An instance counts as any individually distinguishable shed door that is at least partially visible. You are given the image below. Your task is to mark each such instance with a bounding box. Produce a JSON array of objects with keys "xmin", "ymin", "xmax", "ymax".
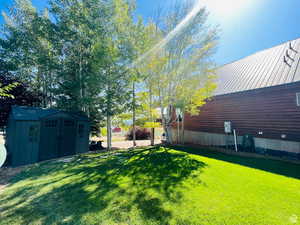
[
  {"xmin": 58, "ymin": 119, "xmax": 76, "ymax": 157},
  {"xmin": 39, "ymin": 119, "xmax": 59, "ymax": 161}
]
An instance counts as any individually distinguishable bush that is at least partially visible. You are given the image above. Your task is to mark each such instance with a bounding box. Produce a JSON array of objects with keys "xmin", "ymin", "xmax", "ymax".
[
  {"xmin": 126, "ymin": 127, "xmax": 151, "ymax": 140},
  {"xmin": 101, "ymin": 127, "xmax": 107, "ymax": 137}
]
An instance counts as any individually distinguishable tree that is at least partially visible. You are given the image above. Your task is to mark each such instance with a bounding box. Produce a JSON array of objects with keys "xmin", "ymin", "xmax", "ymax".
[
  {"xmin": 1, "ymin": 0, "xmax": 57, "ymax": 106},
  {"xmin": 137, "ymin": 1, "xmax": 219, "ymax": 144},
  {"xmin": 0, "ymin": 70, "xmax": 42, "ymax": 128},
  {"xmin": 91, "ymin": 0, "xmax": 136, "ymax": 150},
  {"xmin": 135, "ymin": 91, "xmax": 161, "ymax": 145},
  {"xmin": 0, "ymin": 0, "xmax": 218, "ymax": 148},
  {"xmin": 48, "ymin": 0, "xmax": 111, "ymax": 134},
  {"xmin": 0, "ymin": 0, "xmax": 130, "ymax": 138},
  {"xmin": 129, "ymin": 21, "xmax": 165, "ymax": 146}
]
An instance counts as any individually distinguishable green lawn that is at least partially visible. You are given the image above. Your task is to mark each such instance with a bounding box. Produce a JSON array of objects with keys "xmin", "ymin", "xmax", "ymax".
[{"xmin": 0, "ymin": 146, "xmax": 300, "ymax": 225}]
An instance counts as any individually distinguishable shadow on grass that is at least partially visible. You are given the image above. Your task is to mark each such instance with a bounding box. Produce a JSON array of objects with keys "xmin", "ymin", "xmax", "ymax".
[
  {"xmin": 0, "ymin": 147, "xmax": 206, "ymax": 225},
  {"xmin": 171, "ymin": 145, "xmax": 300, "ymax": 180}
]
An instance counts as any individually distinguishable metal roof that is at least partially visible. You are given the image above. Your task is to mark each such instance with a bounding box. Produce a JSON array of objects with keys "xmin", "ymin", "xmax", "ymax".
[
  {"xmin": 11, "ymin": 106, "xmax": 89, "ymax": 121},
  {"xmin": 215, "ymin": 38, "xmax": 300, "ymax": 96}
]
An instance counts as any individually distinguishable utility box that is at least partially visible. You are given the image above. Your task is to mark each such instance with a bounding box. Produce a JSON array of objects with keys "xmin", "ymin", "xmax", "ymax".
[
  {"xmin": 242, "ymin": 134, "xmax": 255, "ymax": 152},
  {"xmin": 224, "ymin": 121, "xmax": 232, "ymax": 134}
]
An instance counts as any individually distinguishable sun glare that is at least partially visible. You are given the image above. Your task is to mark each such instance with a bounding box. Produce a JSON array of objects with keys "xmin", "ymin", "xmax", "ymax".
[{"xmin": 200, "ymin": 0, "xmax": 255, "ymax": 19}]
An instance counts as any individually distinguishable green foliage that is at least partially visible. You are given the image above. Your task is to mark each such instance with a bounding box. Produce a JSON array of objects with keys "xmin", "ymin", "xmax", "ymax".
[
  {"xmin": 188, "ymin": 74, "xmax": 217, "ymax": 115},
  {"xmin": 0, "ymin": 82, "xmax": 18, "ymax": 98},
  {"xmin": 112, "ymin": 113, "xmax": 132, "ymax": 130},
  {"xmin": 134, "ymin": 91, "xmax": 160, "ymax": 127},
  {"xmin": 0, "ymin": 0, "xmax": 137, "ymax": 136},
  {"xmin": 100, "ymin": 127, "xmax": 108, "ymax": 137},
  {"xmin": 135, "ymin": 2, "xmax": 219, "ymax": 131},
  {"xmin": 1, "ymin": 0, "xmax": 218, "ymax": 139},
  {"xmin": 144, "ymin": 122, "xmax": 161, "ymax": 128}
]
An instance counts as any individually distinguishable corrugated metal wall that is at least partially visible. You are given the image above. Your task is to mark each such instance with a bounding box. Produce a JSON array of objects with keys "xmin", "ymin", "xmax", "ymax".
[
  {"xmin": 183, "ymin": 82, "xmax": 300, "ymax": 142},
  {"xmin": 215, "ymin": 38, "xmax": 300, "ymax": 96}
]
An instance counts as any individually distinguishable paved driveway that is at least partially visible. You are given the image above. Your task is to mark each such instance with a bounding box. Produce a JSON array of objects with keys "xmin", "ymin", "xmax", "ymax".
[{"xmin": 103, "ymin": 140, "xmax": 161, "ymax": 149}]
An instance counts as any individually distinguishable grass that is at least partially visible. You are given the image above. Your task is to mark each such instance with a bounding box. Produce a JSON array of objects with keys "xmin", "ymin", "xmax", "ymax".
[{"xmin": 0, "ymin": 146, "xmax": 300, "ymax": 225}]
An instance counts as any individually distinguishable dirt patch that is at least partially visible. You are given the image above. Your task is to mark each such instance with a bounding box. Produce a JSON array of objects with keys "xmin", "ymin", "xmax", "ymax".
[{"xmin": 0, "ymin": 167, "xmax": 25, "ymax": 192}]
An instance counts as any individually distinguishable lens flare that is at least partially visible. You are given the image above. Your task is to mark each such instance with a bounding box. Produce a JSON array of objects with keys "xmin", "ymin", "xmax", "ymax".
[
  {"xmin": 200, "ymin": 0, "xmax": 255, "ymax": 19},
  {"xmin": 130, "ymin": 0, "xmax": 202, "ymax": 68}
]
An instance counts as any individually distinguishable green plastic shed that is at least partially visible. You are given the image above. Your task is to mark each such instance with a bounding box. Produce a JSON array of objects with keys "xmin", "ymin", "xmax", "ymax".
[{"xmin": 5, "ymin": 106, "xmax": 90, "ymax": 167}]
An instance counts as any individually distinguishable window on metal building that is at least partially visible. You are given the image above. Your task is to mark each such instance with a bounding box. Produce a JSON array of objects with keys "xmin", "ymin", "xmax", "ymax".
[
  {"xmin": 64, "ymin": 120, "xmax": 75, "ymax": 127},
  {"xmin": 45, "ymin": 120, "xmax": 57, "ymax": 128}
]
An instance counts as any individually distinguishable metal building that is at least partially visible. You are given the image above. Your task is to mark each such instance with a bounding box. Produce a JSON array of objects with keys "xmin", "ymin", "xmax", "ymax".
[
  {"xmin": 171, "ymin": 38, "xmax": 300, "ymax": 159},
  {"xmin": 5, "ymin": 106, "xmax": 90, "ymax": 166}
]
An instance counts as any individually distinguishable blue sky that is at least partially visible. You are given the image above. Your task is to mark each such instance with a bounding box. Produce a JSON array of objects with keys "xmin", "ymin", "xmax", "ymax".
[{"xmin": 1, "ymin": 0, "xmax": 300, "ymax": 66}]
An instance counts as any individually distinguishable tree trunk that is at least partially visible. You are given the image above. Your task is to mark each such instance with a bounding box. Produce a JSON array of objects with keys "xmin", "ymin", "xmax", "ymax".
[
  {"xmin": 132, "ymin": 82, "xmax": 137, "ymax": 148},
  {"xmin": 106, "ymin": 73, "xmax": 112, "ymax": 151},
  {"xmin": 160, "ymin": 107, "xmax": 172, "ymax": 144},
  {"xmin": 107, "ymin": 114, "xmax": 112, "ymax": 150},
  {"xmin": 149, "ymin": 86, "xmax": 155, "ymax": 146},
  {"xmin": 177, "ymin": 115, "xmax": 180, "ymax": 144},
  {"xmin": 151, "ymin": 128, "xmax": 155, "ymax": 146},
  {"xmin": 79, "ymin": 48, "xmax": 83, "ymax": 112},
  {"xmin": 165, "ymin": 125, "xmax": 172, "ymax": 144},
  {"xmin": 164, "ymin": 119, "xmax": 172, "ymax": 144},
  {"xmin": 181, "ymin": 111, "xmax": 185, "ymax": 145}
]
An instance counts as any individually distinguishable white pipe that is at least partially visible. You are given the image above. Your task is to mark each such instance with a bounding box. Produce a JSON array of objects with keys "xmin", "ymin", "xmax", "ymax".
[
  {"xmin": 177, "ymin": 116, "xmax": 180, "ymax": 144},
  {"xmin": 233, "ymin": 129, "xmax": 238, "ymax": 152}
]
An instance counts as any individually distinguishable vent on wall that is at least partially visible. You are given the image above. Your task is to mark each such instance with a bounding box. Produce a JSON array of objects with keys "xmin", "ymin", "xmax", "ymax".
[{"xmin": 296, "ymin": 93, "xmax": 300, "ymax": 106}]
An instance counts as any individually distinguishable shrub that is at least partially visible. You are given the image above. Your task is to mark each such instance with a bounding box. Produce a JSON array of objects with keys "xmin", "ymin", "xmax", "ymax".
[
  {"xmin": 101, "ymin": 127, "xmax": 107, "ymax": 137},
  {"xmin": 126, "ymin": 127, "xmax": 151, "ymax": 140}
]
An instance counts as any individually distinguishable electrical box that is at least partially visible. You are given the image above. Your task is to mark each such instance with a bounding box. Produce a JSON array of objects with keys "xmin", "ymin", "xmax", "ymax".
[{"xmin": 224, "ymin": 121, "xmax": 232, "ymax": 134}]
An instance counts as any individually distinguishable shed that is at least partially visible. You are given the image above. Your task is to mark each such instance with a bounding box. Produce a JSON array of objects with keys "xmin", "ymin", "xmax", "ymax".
[
  {"xmin": 171, "ymin": 38, "xmax": 300, "ymax": 159},
  {"xmin": 6, "ymin": 106, "xmax": 90, "ymax": 166}
]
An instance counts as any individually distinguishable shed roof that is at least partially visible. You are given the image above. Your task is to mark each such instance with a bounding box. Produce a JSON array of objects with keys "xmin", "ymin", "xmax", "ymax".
[
  {"xmin": 11, "ymin": 106, "xmax": 89, "ymax": 121},
  {"xmin": 215, "ymin": 38, "xmax": 300, "ymax": 96}
]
